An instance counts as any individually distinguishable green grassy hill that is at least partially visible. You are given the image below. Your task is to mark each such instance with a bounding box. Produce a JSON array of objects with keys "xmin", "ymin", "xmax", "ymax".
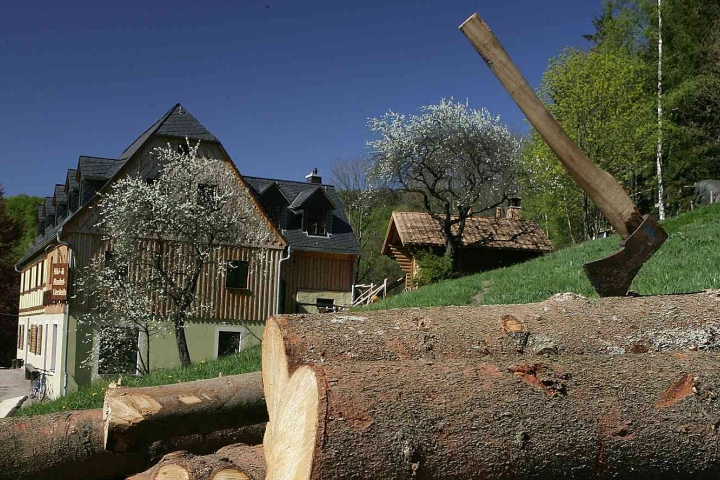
[{"xmin": 365, "ymin": 203, "xmax": 720, "ymax": 311}]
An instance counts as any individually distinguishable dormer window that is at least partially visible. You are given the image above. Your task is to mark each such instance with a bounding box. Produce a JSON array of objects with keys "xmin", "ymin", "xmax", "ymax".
[{"xmin": 305, "ymin": 209, "xmax": 327, "ymax": 236}]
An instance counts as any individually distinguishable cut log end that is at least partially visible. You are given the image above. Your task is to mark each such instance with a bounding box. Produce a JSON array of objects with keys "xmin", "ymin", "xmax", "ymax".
[
  {"xmin": 262, "ymin": 317, "xmax": 290, "ymax": 424},
  {"xmin": 211, "ymin": 470, "xmax": 250, "ymax": 480},
  {"xmin": 154, "ymin": 464, "xmax": 190, "ymax": 480},
  {"xmin": 265, "ymin": 366, "xmax": 318, "ymax": 480}
]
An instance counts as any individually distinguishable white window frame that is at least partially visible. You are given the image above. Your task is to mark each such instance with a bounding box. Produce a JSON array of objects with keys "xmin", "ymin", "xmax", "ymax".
[{"xmin": 213, "ymin": 326, "xmax": 245, "ymax": 359}]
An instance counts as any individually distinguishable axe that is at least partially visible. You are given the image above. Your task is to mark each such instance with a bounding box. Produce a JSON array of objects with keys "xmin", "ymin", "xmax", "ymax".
[{"xmin": 460, "ymin": 13, "xmax": 667, "ymax": 297}]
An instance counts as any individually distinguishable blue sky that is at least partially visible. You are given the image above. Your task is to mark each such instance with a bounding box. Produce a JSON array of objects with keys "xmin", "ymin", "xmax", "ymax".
[{"xmin": 0, "ymin": 0, "xmax": 601, "ymax": 197}]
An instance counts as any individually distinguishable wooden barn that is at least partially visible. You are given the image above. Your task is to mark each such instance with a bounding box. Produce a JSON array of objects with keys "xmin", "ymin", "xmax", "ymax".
[{"xmin": 382, "ymin": 206, "xmax": 553, "ymax": 288}]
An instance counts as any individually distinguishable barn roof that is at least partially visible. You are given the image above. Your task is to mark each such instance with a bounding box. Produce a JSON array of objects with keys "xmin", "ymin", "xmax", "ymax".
[{"xmin": 382, "ymin": 211, "xmax": 554, "ymax": 254}]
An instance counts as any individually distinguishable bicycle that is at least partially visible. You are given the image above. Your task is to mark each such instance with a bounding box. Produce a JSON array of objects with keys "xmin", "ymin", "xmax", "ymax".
[{"xmin": 29, "ymin": 368, "xmax": 48, "ymax": 401}]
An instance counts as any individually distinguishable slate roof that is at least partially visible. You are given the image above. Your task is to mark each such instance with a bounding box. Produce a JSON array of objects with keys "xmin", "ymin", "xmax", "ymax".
[
  {"xmin": 288, "ymin": 186, "xmax": 336, "ymax": 210},
  {"xmin": 78, "ymin": 156, "xmax": 123, "ymax": 180},
  {"xmin": 54, "ymin": 184, "xmax": 67, "ymax": 203},
  {"xmin": 383, "ymin": 211, "xmax": 554, "ymax": 254},
  {"xmin": 17, "ymin": 103, "xmax": 221, "ymax": 268},
  {"xmin": 119, "ymin": 104, "xmax": 218, "ymax": 161},
  {"xmin": 244, "ymin": 176, "xmax": 360, "ymax": 256},
  {"xmin": 66, "ymin": 169, "xmax": 78, "ymax": 189}
]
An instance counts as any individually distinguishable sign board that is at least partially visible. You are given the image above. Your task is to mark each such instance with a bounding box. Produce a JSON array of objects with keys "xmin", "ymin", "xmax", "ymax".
[{"xmin": 50, "ymin": 263, "xmax": 69, "ymax": 302}]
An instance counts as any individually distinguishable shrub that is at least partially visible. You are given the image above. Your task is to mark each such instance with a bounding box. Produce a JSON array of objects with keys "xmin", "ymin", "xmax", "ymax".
[{"xmin": 414, "ymin": 250, "xmax": 455, "ymax": 286}]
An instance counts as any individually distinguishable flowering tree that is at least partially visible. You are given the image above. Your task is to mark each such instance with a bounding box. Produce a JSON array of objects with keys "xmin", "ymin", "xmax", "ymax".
[
  {"xmin": 77, "ymin": 141, "xmax": 268, "ymax": 369},
  {"xmin": 367, "ymin": 99, "xmax": 521, "ymax": 264}
]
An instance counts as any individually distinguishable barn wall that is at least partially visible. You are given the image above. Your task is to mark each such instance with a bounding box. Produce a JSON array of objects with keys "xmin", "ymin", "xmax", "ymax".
[{"xmin": 280, "ymin": 251, "xmax": 355, "ymax": 313}]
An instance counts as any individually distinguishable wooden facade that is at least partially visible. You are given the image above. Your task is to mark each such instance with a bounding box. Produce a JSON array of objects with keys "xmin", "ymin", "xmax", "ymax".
[{"xmin": 280, "ymin": 251, "xmax": 356, "ymax": 313}]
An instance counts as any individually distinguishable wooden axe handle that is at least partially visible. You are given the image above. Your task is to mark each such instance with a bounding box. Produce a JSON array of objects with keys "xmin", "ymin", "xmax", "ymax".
[{"xmin": 460, "ymin": 13, "xmax": 643, "ymax": 238}]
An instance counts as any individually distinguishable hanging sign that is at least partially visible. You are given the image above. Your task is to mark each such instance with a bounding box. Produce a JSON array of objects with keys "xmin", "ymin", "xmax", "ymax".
[{"xmin": 50, "ymin": 263, "xmax": 69, "ymax": 302}]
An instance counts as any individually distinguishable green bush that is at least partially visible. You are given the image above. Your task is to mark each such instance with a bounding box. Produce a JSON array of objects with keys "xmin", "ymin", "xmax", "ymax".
[{"xmin": 414, "ymin": 250, "xmax": 455, "ymax": 286}]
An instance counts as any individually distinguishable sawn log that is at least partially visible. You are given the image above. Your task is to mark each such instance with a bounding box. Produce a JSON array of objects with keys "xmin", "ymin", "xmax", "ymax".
[
  {"xmin": 104, "ymin": 370, "xmax": 267, "ymax": 452},
  {"xmin": 262, "ymin": 291, "xmax": 720, "ymax": 422},
  {"xmin": 0, "ymin": 408, "xmax": 265, "ymax": 480},
  {"xmin": 129, "ymin": 444, "xmax": 265, "ymax": 480},
  {"xmin": 266, "ymin": 355, "xmax": 720, "ymax": 479}
]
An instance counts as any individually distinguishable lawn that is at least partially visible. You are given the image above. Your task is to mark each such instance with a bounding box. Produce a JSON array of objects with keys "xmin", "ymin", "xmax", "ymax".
[
  {"xmin": 364, "ymin": 203, "xmax": 720, "ymax": 310},
  {"xmin": 16, "ymin": 345, "xmax": 261, "ymax": 417}
]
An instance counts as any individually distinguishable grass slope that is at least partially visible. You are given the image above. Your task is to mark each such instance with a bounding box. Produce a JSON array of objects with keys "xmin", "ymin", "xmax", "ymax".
[
  {"xmin": 16, "ymin": 346, "xmax": 261, "ymax": 417},
  {"xmin": 365, "ymin": 203, "xmax": 720, "ymax": 310}
]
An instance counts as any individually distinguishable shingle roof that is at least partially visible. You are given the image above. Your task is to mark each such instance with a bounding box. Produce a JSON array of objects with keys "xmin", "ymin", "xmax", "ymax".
[
  {"xmin": 66, "ymin": 169, "xmax": 78, "ymax": 190},
  {"xmin": 119, "ymin": 104, "xmax": 218, "ymax": 160},
  {"xmin": 78, "ymin": 156, "xmax": 122, "ymax": 180},
  {"xmin": 17, "ymin": 104, "xmax": 225, "ymax": 269},
  {"xmin": 384, "ymin": 211, "xmax": 554, "ymax": 253},
  {"xmin": 288, "ymin": 186, "xmax": 336, "ymax": 210},
  {"xmin": 244, "ymin": 176, "xmax": 360, "ymax": 255},
  {"xmin": 54, "ymin": 184, "xmax": 67, "ymax": 203}
]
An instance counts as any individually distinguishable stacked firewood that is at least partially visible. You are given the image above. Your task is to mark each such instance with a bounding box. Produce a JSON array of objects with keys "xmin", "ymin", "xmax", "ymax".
[{"xmin": 2, "ymin": 292, "xmax": 720, "ymax": 479}]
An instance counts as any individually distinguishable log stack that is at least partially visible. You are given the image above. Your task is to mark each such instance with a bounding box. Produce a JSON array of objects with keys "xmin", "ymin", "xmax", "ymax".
[
  {"xmin": 261, "ymin": 291, "xmax": 720, "ymax": 479},
  {"xmin": 3, "ymin": 292, "xmax": 720, "ymax": 479}
]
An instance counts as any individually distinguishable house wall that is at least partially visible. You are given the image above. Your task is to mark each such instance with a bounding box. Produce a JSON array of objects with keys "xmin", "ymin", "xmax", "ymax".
[
  {"xmin": 145, "ymin": 320, "xmax": 264, "ymax": 370},
  {"xmin": 16, "ymin": 313, "xmax": 67, "ymax": 399},
  {"xmin": 280, "ymin": 251, "xmax": 355, "ymax": 313}
]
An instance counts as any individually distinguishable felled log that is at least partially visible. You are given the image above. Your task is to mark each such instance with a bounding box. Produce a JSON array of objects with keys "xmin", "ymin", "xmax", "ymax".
[
  {"xmin": 104, "ymin": 371, "xmax": 267, "ymax": 452},
  {"xmin": 129, "ymin": 444, "xmax": 265, "ymax": 480},
  {"xmin": 262, "ymin": 291, "xmax": 720, "ymax": 421},
  {"xmin": 266, "ymin": 354, "xmax": 720, "ymax": 479},
  {"xmin": 0, "ymin": 408, "xmax": 265, "ymax": 480}
]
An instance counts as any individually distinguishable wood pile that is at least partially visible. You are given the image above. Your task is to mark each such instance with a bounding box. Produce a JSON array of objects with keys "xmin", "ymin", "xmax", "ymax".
[{"xmin": 2, "ymin": 292, "xmax": 720, "ymax": 479}]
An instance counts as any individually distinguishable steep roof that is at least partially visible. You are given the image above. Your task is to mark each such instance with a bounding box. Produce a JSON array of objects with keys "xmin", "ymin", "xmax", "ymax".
[
  {"xmin": 66, "ymin": 169, "xmax": 78, "ymax": 190},
  {"xmin": 288, "ymin": 186, "xmax": 336, "ymax": 211},
  {"xmin": 54, "ymin": 184, "xmax": 67, "ymax": 203},
  {"xmin": 382, "ymin": 211, "xmax": 554, "ymax": 254},
  {"xmin": 119, "ymin": 104, "xmax": 218, "ymax": 161},
  {"xmin": 244, "ymin": 176, "xmax": 360, "ymax": 256},
  {"xmin": 17, "ymin": 104, "xmax": 227, "ymax": 268},
  {"xmin": 78, "ymin": 156, "xmax": 122, "ymax": 180}
]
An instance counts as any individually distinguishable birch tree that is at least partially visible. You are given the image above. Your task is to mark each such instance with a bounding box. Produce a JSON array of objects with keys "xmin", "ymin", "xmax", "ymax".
[
  {"xmin": 78, "ymin": 141, "xmax": 268, "ymax": 369},
  {"xmin": 367, "ymin": 99, "xmax": 521, "ymax": 265}
]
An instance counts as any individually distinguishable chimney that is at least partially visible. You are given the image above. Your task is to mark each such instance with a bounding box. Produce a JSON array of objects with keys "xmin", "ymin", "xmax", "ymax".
[
  {"xmin": 495, "ymin": 206, "xmax": 502, "ymax": 219},
  {"xmin": 305, "ymin": 168, "xmax": 322, "ymax": 184},
  {"xmin": 506, "ymin": 197, "xmax": 522, "ymax": 220}
]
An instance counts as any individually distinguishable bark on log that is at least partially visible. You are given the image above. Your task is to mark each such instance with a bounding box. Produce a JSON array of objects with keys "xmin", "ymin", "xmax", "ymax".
[
  {"xmin": 104, "ymin": 371, "xmax": 267, "ymax": 452},
  {"xmin": 129, "ymin": 444, "xmax": 265, "ymax": 480},
  {"xmin": 0, "ymin": 408, "xmax": 265, "ymax": 480},
  {"xmin": 266, "ymin": 354, "xmax": 720, "ymax": 479},
  {"xmin": 262, "ymin": 291, "xmax": 720, "ymax": 422}
]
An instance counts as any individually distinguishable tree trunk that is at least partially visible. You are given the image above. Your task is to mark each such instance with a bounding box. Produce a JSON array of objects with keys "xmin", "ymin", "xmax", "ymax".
[
  {"xmin": 0, "ymin": 409, "xmax": 265, "ymax": 480},
  {"xmin": 128, "ymin": 444, "xmax": 265, "ymax": 480},
  {"xmin": 104, "ymin": 371, "xmax": 267, "ymax": 453},
  {"xmin": 267, "ymin": 355, "xmax": 720, "ymax": 479},
  {"xmin": 174, "ymin": 311, "xmax": 192, "ymax": 367},
  {"xmin": 262, "ymin": 291, "xmax": 720, "ymax": 422}
]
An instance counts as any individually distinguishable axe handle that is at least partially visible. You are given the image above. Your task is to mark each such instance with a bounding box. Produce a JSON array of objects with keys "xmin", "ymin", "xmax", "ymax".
[{"xmin": 460, "ymin": 13, "xmax": 643, "ymax": 238}]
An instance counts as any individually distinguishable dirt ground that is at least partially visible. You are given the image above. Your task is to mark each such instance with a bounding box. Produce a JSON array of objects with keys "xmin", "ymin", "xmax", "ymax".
[{"xmin": 0, "ymin": 368, "xmax": 28, "ymax": 402}]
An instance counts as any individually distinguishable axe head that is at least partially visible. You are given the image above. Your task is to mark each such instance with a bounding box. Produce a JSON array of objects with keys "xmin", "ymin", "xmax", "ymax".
[{"xmin": 583, "ymin": 215, "xmax": 668, "ymax": 297}]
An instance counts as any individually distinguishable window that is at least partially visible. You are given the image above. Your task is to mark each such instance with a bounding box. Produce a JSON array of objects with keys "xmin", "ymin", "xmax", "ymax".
[
  {"xmin": 316, "ymin": 298, "xmax": 335, "ymax": 313},
  {"xmin": 217, "ymin": 330, "xmax": 242, "ymax": 358},
  {"xmin": 305, "ymin": 209, "xmax": 327, "ymax": 236},
  {"xmin": 226, "ymin": 260, "xmax": 249, "ymax": 289},
  {"xmin": 197, "ymin": 184, "xmax": 217, "ymax": 208}
]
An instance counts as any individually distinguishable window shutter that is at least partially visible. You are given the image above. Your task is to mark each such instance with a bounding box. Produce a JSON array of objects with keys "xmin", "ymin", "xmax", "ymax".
[
  {"xmin": 30, "ymin": 325, "xmax": 37, "ymax": 354},
  {"xmin": 37, "ymin": 325, "xmax": 43, "ymax": 355}
]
